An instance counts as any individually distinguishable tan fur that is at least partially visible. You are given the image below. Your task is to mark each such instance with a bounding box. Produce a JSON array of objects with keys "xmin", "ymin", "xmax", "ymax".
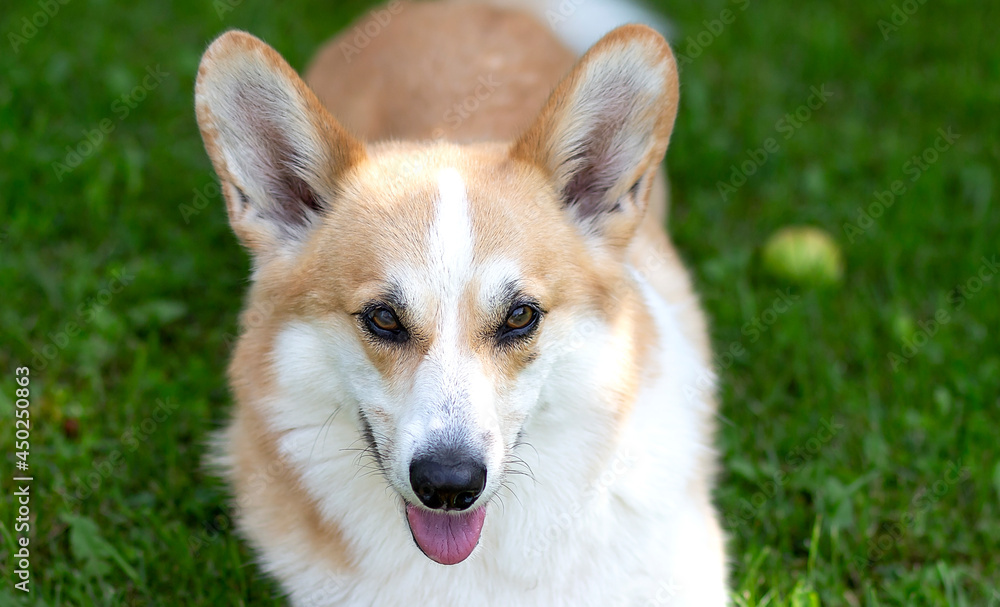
[
  {"xmin": 306, "ymin": 1, "xmax": 576, "ymax": 142},
  {"xmin": 224, "ymin": 404, "xmax": 354, "ymax": 571},
  {"xmin": 197, "ymin": 0, "xmax": 722, "ymax": 595},
  {"xmin": 196, "ymin": 31, "xmax": 366, "ymax": 258},
  {"xmin": 219, "ymin": 141, "xmax": 663, "ymax": 574},
  {"xmin": 263, "ymin": 140, "xmax": 650, "ymax": 409},
  {"xmin": 306, "ymin": 4, "xmax": 696, "ymax": 348}
]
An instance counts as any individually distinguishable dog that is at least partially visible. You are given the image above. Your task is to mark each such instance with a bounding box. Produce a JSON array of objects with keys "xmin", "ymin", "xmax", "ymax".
[{"xmin": 194, "ymin": 0, "xmax": 728, "ymax": 604}]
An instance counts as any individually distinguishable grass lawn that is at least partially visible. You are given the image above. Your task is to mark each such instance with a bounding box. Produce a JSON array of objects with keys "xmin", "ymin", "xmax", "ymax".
[{"xmin": 1, "ymin": 0, "xmax": 997, "ymax": 605}]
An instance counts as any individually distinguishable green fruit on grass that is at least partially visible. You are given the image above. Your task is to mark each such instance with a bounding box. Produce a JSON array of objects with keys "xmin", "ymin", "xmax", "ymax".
[{"xmin": 761, "ymin": 226, "xmax": 844, "ymax": 287}]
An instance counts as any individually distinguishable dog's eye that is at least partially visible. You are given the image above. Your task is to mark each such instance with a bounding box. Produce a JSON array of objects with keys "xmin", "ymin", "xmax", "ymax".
[
  {"xmin": 505, "ymin": 305, "xmax": 535, "ymax": 330},
  {"xmin": 370, "ymin": 307, "xmax": 400, "ymax": 331},
  {"xmin": 364, "ymin": 306, "xmax": 407, "ymax": 342},
  {"xmin": 497, "ymin": 304, "xmax": 540, "ymax": 343}
]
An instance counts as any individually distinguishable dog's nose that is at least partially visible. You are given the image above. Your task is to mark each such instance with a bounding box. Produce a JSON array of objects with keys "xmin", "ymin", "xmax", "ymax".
[{"xmin": 409, "ymin": 454, "xmax": 486, "ymax": 511}]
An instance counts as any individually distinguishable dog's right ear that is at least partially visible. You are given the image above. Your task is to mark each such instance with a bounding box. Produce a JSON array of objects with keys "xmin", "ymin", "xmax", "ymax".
[
  {"xmin": 195, "ymin": 31, "xmax": 365, "ymax": 261},
  {"xmin": 511, "ymin": 25, "xmax": 678, "ymax": 251}
]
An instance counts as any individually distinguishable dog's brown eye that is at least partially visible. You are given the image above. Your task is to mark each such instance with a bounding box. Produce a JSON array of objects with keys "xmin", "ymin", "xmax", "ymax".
[
  {"xmin": 505, "ymin": 305, "xmax": 535, "ymax": 330},
  {"xmin": 370, "ymin": 307, "xmax": 400, "ymax": 331}
]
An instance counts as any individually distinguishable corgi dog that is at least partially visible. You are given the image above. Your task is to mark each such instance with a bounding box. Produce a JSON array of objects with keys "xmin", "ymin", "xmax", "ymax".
[{"xmin": 194, "ymin": 0, "xmax": 728, "ymax": 604}]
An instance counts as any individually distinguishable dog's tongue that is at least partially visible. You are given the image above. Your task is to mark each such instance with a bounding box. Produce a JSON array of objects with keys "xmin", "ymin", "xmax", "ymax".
[{"xmin": 405, "ymin": 504, "xmax": 486, "ymax": 565}]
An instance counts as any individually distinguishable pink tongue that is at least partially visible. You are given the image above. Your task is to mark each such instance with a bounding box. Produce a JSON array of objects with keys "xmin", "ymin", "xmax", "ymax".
[{"xmin": 405, "ymin": 504, "xmax": 486, "ymax": 565}]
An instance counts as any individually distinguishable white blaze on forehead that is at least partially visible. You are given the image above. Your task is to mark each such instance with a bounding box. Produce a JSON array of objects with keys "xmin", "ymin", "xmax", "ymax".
[
  {"xmin": 426, "ymin": 167, "xmax": 475, "ymax": 353},
  {"xmin": 387, "ymin": 167, "xmax": 475, "ymax": 335},
  {"xmin": 394, "ymin": 168, "xmax": 496, "ymax": 467},
  {"xmin": 430, "ymin": 168, "xmax": 474, "ymax": 287}
]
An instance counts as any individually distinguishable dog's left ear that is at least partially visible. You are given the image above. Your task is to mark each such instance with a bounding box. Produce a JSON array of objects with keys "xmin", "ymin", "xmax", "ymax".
[
  {"xmin": 195, "ymin": 30, "xmax": 366, "ymax": 263},
  {"xmin": 512, "ymin": 25, "xmax": 679, "ymax": 249}
]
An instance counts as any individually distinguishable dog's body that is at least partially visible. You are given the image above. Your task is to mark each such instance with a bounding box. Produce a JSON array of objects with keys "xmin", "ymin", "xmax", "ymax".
[{"xmin": 195, "ymin": 1, "xmax": 728, "ymax": 604}]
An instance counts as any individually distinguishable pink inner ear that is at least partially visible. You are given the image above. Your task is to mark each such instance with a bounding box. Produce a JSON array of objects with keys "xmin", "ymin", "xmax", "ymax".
[
  {"xmin": 512, "ymin": 29, "xmax": 676, "ymax": 231},
  {"xmin": 196, "ymin": 29, "xmax": 368, "ymax": 257},
  {"xmin": 230, "ymin": 92, "xmax": 326, "ymax": 230},
  {"xmin": 556, "ymin": 92, "xmax": 644, "ymax": 220}
]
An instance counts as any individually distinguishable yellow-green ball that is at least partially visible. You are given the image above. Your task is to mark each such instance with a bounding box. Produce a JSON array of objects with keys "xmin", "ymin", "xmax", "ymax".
[{"xmin": 761, "ymin": 226, "xmax": 844, "ymax": 287}]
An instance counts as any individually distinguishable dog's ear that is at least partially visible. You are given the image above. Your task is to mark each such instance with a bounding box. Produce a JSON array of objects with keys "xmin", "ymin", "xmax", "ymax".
[
  {"xmin": 512, "ymin": 25, "xmax": 679, "ymax": 249},
  {"xmin": 195, "ymin": 31, "xmax": 365, "ymax": 260}
]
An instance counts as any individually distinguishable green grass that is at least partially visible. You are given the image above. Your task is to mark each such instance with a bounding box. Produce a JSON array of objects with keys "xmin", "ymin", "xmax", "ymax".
[{"xmin": 1, "ymin": 0, "xmax": 998, "ymax": 605}]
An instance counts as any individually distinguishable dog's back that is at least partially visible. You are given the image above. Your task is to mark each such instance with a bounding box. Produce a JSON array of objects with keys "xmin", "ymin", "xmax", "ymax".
[{"xmin": 307, "ymin": 2, "xmax": 575, "ymax": 143}]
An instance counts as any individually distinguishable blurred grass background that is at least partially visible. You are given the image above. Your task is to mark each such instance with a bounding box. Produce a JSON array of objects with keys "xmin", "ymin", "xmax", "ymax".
[{"xmin": 0, "ymin": 0, "xmax": 998, "ymax": 605}]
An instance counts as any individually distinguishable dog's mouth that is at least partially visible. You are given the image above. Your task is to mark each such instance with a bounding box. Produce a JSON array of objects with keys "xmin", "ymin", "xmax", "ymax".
[
  {"xmin": 405, "ymin": 502, "xmax": 487, "ymax": 565},
  {"xmin": 357, "ymin": 412, "xmax": 491, "ymax": 564}
]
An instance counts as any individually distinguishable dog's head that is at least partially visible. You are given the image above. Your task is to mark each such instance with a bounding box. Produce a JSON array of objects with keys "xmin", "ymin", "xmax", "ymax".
[{"xmin": 195, "ymin": 26, "xmax": 678, "ymax": 565}]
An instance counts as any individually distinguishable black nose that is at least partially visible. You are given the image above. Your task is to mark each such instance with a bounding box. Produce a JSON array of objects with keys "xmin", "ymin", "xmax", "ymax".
[{"xmin": 409, "ymin": 454, "xmax": 487, "ymax": 511}]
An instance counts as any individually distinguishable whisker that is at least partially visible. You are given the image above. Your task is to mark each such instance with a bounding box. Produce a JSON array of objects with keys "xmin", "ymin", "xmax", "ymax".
[
  {"xmin": 512, "ymin": 438, "xmax": 540, "ymax": 464},
  {"xmin": 308, "ymin": 407, "xmax": 342, "ymax": 464}
]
